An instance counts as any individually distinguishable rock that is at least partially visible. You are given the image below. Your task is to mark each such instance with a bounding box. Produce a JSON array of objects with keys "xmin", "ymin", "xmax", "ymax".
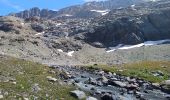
[
  {"xmin": 31, "ymin": 23, "xmax": 45, "ymax": 32},
  {"xmin": 0, "ymin": 95, "xmax": 3, "ymax": 99},
  {"xmin": 152, "ymin": 83, "xmax": 160, "ymax": 89},
  {"xmin": 107, "ymin": 72, "xmax": 113, "ymax": 77},
  {"xmin": 32, "ymin": 83, "xmax": 41, "ymax": 93},
  {"xmin": 95, "ymin": 90, "xmax": 102, "ymax": 95},
  {"xmin": 86, "ymin": 96, "xmax": 98, "ymax": 100},
  {"xmin": 86, "ymin": 77, "xmax": 97, "ymax": 85},
  {"xmin": 108, "ymin": 80, "xmax": 127, "ymax": 88},
  {"xmin": 24, "ymin": 98, "xmax": 29, "ymax": 100},
  {"xmin": 60, "ymin": 70, "xmax": 72, "ymax": 79},
  {"xmin": 161, "ymin": 80, "xmax": 170, "ymax": 93},
  {"xmin": 161, "ymin": 80, "xmax": 170, "ymax": 86},
  {"xmin": 92, "ymin": 42, "xmax": 104, "ymax": 48},
  {"xmin": 98, "ymin": 70, "xmax": 105, "ymax": 76},
  {"xmin": 74, "ymin": 79, "xmax": 80, "ymax": 83},
  {"xmin": 70, "ymin": 90, "xmax": 86, "ymax": 99},
  {"xmin": 126, "ymin": 84, "xmax": 138, "ymax": 90},
  {"xmin": 46, "ymin": 76, "xmax": 57, "ymax": 82},
  {"xmin": 81, "ymin": 75, "xmax": 87, "ymax": 78},
  {"xmin": 165, "ymin": 95, "xmax": 170, "ymax": 99},
  {"xmin": 97, "ymin": 76, "xmax": 108, "ymax": 84},
  {"xmin": 152, "ymin": 70, "xmax": 164, "ymax": 77},
  {"xmin": 101, "ymin": 93, "xmax": 113, "ymax": 100}
]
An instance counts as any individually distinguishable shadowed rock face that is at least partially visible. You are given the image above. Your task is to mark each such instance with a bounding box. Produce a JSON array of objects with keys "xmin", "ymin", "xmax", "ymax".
[
  {"xmin": 6, "ymin": 0, "xmax": 170, "ymax": 48},
  {"xmin": 84, "ymin": 0, "xmax": 170, "ymax": 47}
]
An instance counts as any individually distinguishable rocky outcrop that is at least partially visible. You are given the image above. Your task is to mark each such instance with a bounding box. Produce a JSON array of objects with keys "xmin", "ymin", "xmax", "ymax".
[
  {"xmin": 84, "ymin": 0, "xmax": 170, "ymax": 47},
  {"xmin": 10, "ymin": 0, "xmax": 157, "ymax": 19},
  {"xmin": 11, "ymin": 7, "xmax": 57, "ymax": 19}
]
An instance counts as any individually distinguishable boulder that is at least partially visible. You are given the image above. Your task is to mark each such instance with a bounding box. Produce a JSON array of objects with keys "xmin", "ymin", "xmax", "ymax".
[
  {"xmin": 125, "ymin": 84, "xmax": 138, "ymax": 90},
  {"xmin": 70, "ymin": 90, "xmax": 86, "ymax": 99},
  {"xmin": 101, "ymin": 93, "xmax": 114, "ymax": 100},
  {"xmin": 85, "ymin": 77, "xmax": 97, "ymax": 85},
  {"xmin": 46, "ymin": 76, "xmax": 57, "ymax": 82},
  {"xmin": 32, "ymin": 83, "xmax": 41, "ymax": 93},
  {"xmin": 0, "ymin": 95, "xmax": 3, "ymax": 99},
  {"xmin": 108, "ymin": 80, "xmax": 127, "ymax": 88},
  {"xmin": 31, "ymin": 23, "xmax": 45, "ymax": 32},
  {"xmin": 161, "ymin": 80, "xmax": 170, "ymax": 93},
  {"xmin": 86, "ymin": 96, "xmax": 97, "ymax": 100}
]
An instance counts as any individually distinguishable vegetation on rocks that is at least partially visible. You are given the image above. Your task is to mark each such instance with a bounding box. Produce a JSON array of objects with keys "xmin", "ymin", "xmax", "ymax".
[
  {"xmin": 87, "ymin": 61, "xmax": 170, "ymax": 83},
  {"xmin": 0, "ymin": 55, "xmax": 76, "ymax": 100}
]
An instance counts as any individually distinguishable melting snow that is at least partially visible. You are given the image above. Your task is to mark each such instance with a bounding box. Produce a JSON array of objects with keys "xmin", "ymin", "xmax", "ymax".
[
  {"xmin": 35, "ymin": 31, "xmax": 45, "ymax": 36},
  {"xmin": 106, "ymin": 39, "xmax": 170, "ymax": 52},
  {"xmin": 57, "ymin": 49, "xmax": 63, "ymax": 52},
  {"xmin": 67, "ymin": 51, "xmax": 74, "ymax": 57},
  {"xmin": 90, "ymin": 9, "xmax": 110, "ymax": 15}
]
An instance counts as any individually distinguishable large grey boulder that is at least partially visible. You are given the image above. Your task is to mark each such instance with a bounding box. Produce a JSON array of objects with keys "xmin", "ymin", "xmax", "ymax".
[
  {"xmin": 108, "ymin": 80, "xmax": 127, "ymax": 87},
  {"xmin": 86, "ymin": 96, "xmax": 98, "ymax": 100},
  {"xmin": 161, "ymin": 80, "xmax": 170, "ymax": 93},
  {"xmin": 70, "ymin": 90, "xmax": 86, "ymax": 99}
]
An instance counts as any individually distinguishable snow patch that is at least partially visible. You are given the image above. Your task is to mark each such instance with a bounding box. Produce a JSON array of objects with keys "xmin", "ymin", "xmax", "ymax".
[
  {"xmin": 57, "ymin": 49, "xmax": 63, "ymax": 52},
  {"xmin": 35, "ymin": 31, "xmax": 45, "ymax": 36},
  {"xmin": 106, "ymin": 39, "xmax": 170, "ymax": 52},
  {"xmin": 21, "ymin": 22, "xmax": 24, "ymax": 25},
  {"xmin": 90, "ymin": 9, "xmax": 110, "ymax": 15},
  {"xmin": 67, "ymin": 51, "xmax": 74, "ymax": 57},
  {"xmin": 56, "ymin": 23, "xmax": 62, "ymax": 26},
  {"xmin": 60, "ymin": 14, "xmax": 73, "ymax": 17}
]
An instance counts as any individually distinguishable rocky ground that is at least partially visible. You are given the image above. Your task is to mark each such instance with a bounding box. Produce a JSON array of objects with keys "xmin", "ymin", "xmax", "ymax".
[
  {"xmin": 0, "ymin": 0, "xmax": 170, "ymax": 99},
  {"xmin": 1, "ymin": 55, "xmax": 169, "ymax": 100},
  {"xmin": 0, "ymin": 55, "xmax": 76, "ymax": 100}
]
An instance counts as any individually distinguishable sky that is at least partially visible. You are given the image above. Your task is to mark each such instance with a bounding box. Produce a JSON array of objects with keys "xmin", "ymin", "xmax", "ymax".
[{"xmin": 0, "ymin": 0, "xmax": 106, "ymax": 16}]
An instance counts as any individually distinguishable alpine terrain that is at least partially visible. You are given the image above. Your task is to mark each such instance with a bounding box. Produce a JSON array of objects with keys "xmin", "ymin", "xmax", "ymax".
[{"xmin": 0, "ymin": 0, "xmax": 170, "ymax": 100}]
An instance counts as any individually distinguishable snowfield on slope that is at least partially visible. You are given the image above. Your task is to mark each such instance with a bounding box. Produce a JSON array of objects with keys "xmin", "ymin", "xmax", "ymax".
[
  {"xmin": 106, "ymin": 39, "xmax": 170, "ymax": 53},
  {"xmin": 90, "ymin": 9, "xmax": 110, "ymax": 15}
]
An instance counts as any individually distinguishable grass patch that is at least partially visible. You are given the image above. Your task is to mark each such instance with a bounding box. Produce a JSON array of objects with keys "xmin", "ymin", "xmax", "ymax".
[
  {"xmin": 0, "ymin": 56, "xmax": 76, "ymax": 100},
  {"xmin": 86, "ymin": 61, "xmax": 170, "ymax": 83}
]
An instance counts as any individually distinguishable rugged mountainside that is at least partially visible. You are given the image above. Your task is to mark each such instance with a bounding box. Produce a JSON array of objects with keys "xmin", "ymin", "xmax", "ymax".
[
  {"xmin": 10, "ymin": 0, "xmax": 158, "ymax": 19},
  {"xmin": 84, "ymin": 0, "xmax": 170, "ymax": 47},
  {"xmin": 0, "ymin": 0, "xmax": 170, "ymax": 65}
]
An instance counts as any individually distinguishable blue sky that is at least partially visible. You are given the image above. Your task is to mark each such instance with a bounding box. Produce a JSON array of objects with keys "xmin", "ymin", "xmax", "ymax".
[{"xmin": 0, "ymin": 0, "xmax": 105, "ymax": 15}]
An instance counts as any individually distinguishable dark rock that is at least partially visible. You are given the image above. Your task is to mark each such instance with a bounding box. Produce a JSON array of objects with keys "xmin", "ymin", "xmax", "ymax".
[
  {"xmin": 126, "ymin": 84, "xmax": 138, "ymax": 90},
  {"xmin": 101, "ymin": 93, "xmax": 114, "ymax": 100},
  {"xmin": 31, "ymin": 23, "xmax": 45, "ymax": 32},
  {"xmin": 84, "ymin": 0, "xmax": 170, "ymax": 47}
]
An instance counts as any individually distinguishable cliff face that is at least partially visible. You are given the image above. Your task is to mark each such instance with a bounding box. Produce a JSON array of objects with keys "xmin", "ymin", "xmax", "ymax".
[
  {"xmin": 10, "ymin": 0, "xmax": 157, "ymax": 19},
  {"xmin": 84, "ymin": 0, "xmax": 170, "ymax": 47}
]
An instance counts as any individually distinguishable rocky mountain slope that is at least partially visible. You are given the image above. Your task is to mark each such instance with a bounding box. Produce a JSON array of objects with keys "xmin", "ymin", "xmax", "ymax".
[
  {"xmin": 84, "ymin": 0, "xmax": 170, "ymax": 47},
  {"xmin": 10, "ymin": 0, "xmax": 158, "ymax": 19},
  {"xmin": 0, "ymin": 0, "xmax": 169, "ymax": 65}
]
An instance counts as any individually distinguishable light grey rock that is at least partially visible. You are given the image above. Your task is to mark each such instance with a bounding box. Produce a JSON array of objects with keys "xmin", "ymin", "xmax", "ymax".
[
  {"xmin": 70, "ymin": 90, "xmax": 86, "ymax": 99},
  {"xmin": 46, "ymin": 76, "xmax": 58, "ymax": 82},
  {"xmin": 0, "ymin": 95, "xmax": 3, "ymax": 99},
  {"xmin": 109, "ymin": 81, "xmax": 127, "ymax": 87},
  {"xmin": 32, "ymin": 83, "xmax": 41, "ymax": 93},
  {"xmin": 86, "ymin": 96, "xmax": 98, "ymax": 100}
]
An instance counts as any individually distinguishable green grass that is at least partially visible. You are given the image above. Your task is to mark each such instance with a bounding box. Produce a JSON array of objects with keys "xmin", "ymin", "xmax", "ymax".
[
  {"xmin": 0, "ymin": 56, "xmax": 76, "ymax": 100},
  {"xmin": 86, "ymin": 61, "xmax": 170, "ymax": 83}
]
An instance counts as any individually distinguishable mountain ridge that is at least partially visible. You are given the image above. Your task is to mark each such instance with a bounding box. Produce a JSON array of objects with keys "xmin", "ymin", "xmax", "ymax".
[{"xmin": 9, "ymin": 0, "xmax": 160, "ymax": 19}]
